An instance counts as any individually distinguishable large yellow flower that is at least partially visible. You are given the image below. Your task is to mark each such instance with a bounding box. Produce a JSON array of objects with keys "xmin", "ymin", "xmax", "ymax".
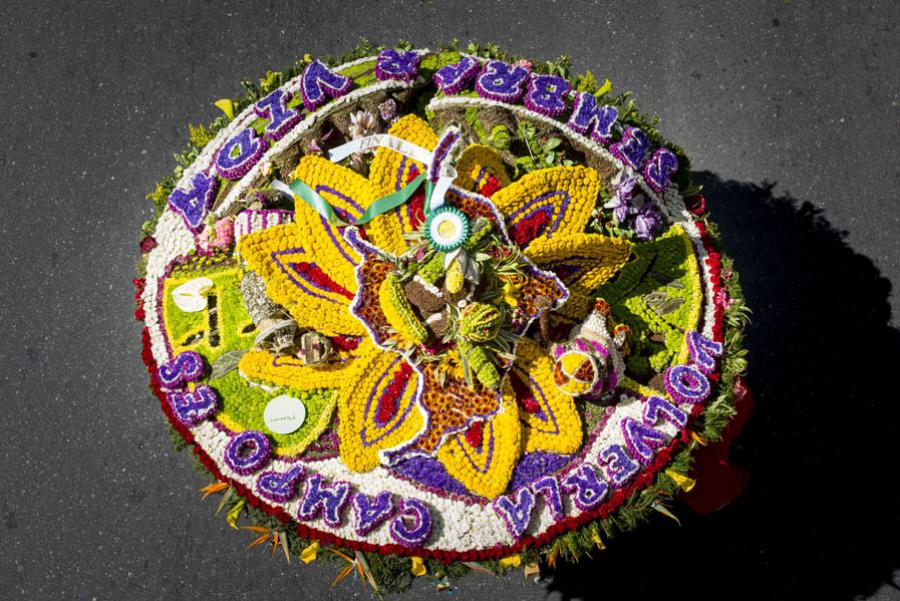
[{"xmin": 236, "ymin": 115, "xmax": 632, "ymax": 498}]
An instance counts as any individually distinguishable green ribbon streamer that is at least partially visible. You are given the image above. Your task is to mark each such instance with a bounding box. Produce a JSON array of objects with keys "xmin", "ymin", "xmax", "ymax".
[{"xmin": 287, "ymin": 174, "xmax": 435, "ymax": 227}]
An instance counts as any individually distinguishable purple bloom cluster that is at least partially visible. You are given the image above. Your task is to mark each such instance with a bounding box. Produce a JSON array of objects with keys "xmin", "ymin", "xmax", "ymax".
[
  {"xmin": 374, "ymin": 49, "xmax": 420, "ymax": 82},
  {"xmin": 378, "ymin": 98, "xmax": 398, "ymax": 123},
  {"xmin": 224, "ymin": 430, "xmax": 272, "ymax": 476},
  {"xmin": 603, "ymin": 172, "xmax": 663, "ymax": 241}
]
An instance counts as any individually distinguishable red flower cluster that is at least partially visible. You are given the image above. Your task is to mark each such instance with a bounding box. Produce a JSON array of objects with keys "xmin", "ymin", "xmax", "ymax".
[
  {"xmin": 479, "ymin": 174, "xmax": 503, "ymax": 198},
  {"xmin": 132, "ymin": 278, "xmax": 146, "ymax": 321},
  {"xmin": 694, "ymin": 220, "xmax": 725, "ymax": 351},
  {"xmin": 404, "ymin": 168, "xmax": 427, "ymax": 230},
  {"xmin": 329, "ymin": 335, "xmax": 361, "ymax": 352},
  {"xmin": 510, "ymin": 210, "xmax": 550, "ymax": 247},
  {"xmin": 289, "ymin": 261, "xmax": 354, "ymax": 299},
  {"xmin": 375, "ymin": 362, "xmax": 413, "ymax": 424},
  {"xmin": 510, "ymin": 370, "xmax": 541, "ymax": 414},
  {"xmin": 684, "ymin": 194, "xmax": 707, "ymax": 215}
]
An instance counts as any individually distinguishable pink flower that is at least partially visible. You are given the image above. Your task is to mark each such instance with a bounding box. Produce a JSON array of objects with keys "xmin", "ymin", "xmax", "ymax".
[
  {"xmin": 194, "ymin": 225, "xmax": 213, "ymax": 251},
  {"xmin": 714, "ymin": 287, "xmax": 733, "ymax": 310},
  {"xmin": 213, "ymin": 218, "xmax": 234, "ymax": 248},
  {"xmin": 513, "ymin": 58, "xmax": 532, "ymax": 71}
]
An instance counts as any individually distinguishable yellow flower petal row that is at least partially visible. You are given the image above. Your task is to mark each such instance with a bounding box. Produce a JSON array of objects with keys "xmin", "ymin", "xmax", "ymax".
[
  {"xmin": 292, "ymin": 154, "xmax": 381, "ymax": 219},
  {"xmin": 290, "ymin": 155, "xmax": 406, "ymax": 270},
  {"xmin": 436, "ymin": 385, "xmax": 522, "ymax": 499},
  {"xmin": 453, "ymin": 144, "xmax": 512, "ymax": 191},
  {"xmin": 492, "ymin": 166, "xmax": 600, "ymax": 246},
  {"xmin": 378, "ymin": 272, "xmax": 430, "ymax": 346},
  {"xmin": 369, "ymin": 114, "xmax": 438, "ymax": 197},
  {"xmin": 335, "ymin": 340, "xmax": 427, "ymax": 472},
  {"xmin": 238, "ymin": 348, "xmax": 364, "ymax": 390},
  {"xmin": 526, "ymin": 234, "xmax": 633, "ymax": 291},
  {"xmin": 237, "ymin": 223, "xmax": 363, "ymax": 336},
  {"xmin": 512, "ymin": 337, "xmax": 584, "ymax": 454}
]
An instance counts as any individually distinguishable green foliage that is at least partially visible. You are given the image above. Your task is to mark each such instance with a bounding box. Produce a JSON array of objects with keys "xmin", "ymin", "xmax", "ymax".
[
  {"xmin": 511, "ymin": 121, "xmax": 571, "ymax": 177},
  {"xmin": 573, "ymin": 70, "xmax": 599, "ymax": 93},
  {"xmin": 146, "ymin": 178, "xmax": 175, "ymax": 212},
  {"xmin": 188, "ymin": 123, "xmax": 214, "ymax": 148},
  {"xmin": 488, "ymin": 124, "xmax": 512, "ymax": 150},
  {"xmin": 534, "ymin": 54, "xmax": 571, "ymax": 78}
]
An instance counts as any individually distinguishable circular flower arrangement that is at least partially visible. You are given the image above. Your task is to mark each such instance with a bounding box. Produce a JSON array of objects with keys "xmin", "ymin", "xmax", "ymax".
[{"xmin": 135, "ymin": 42, "xmax": 750, "ymax": 591}]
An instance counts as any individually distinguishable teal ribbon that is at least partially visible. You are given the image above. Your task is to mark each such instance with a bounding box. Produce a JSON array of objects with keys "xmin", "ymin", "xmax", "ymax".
[{"xmin": 286, "ymin": 174, "xmax": 435, "ymax": 226}]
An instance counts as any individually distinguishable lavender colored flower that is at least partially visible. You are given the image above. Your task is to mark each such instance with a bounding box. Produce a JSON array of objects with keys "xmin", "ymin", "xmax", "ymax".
[
  {"xmin": 632, "ymin": 200, "xmax": 663, "ymax": 241},
  {"xmin": 602, "ymin": 194, "xmax": 634, "ymax": 225},
  {"xmin": 613, "ymin": 171, "xmax": 638, "ymax": 202},
  {"xmin": 378, "ymin": 98, "xmax": 398, "ymax": 123},
  {"xmin": 604, "ymin": 170, "xmax": 640, "ymax": 224}
]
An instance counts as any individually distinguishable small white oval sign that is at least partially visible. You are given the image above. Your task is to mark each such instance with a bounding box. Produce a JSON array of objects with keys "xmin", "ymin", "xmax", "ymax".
[{"xmin": 263, "ymin": 395, "xmax": 307, "ymax": 434}]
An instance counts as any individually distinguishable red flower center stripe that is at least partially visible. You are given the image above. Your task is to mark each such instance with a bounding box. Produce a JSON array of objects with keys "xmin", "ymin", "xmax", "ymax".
[
  {"xmin": 289, "ymin": 261, "xmax": 354, "ymax": 299},
  {"xmin": 375, "ymin": 362, "xmax": 414, "ymax": 425}
]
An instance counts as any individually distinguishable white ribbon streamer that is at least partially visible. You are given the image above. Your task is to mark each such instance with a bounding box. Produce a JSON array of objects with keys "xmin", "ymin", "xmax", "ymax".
[{"xmin": 326, "ymin": 131, "xmax": 460, "ymax": 211}]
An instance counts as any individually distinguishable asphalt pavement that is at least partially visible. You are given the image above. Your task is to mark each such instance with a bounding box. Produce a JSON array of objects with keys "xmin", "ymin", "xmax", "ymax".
[{"xmin": 2, "ymin": 1, "xmax": 899, "ymax": 599}]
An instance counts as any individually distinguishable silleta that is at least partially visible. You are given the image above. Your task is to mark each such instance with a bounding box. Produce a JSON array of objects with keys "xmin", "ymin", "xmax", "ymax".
[{"xmin": 136, "ymin": 43, "xmax": 741, "ymax": 570}]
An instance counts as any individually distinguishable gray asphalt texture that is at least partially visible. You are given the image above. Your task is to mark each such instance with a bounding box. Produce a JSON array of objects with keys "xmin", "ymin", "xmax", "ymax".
[{"xmin": 2, "ymin": 1, "xmax": 899, "ymax": 600}]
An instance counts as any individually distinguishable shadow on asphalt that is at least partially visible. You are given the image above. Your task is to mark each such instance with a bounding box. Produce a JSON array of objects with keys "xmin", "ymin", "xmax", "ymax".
[{"xmin": 543, "ymin": 171, "xmax": 900, "ymax": 601}]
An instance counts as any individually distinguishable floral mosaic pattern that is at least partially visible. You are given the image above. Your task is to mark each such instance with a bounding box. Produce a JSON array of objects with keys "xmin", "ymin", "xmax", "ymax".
[{"xmin": 135, "ymin": 44, "xmax": 746, "ymax": 585}]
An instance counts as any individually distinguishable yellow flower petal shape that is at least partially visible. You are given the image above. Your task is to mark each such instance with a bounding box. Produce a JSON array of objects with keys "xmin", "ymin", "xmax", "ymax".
[
  {"xmin": 291, "ymin": 154, "xmax": 405, "ymax": 261},
  {"xmin": 436, "ymin": 382, "xmax": 522, "ymax": 499},
  {"xmin": 525, "ymin": 233, "xmax": 632, "ymax": 325},
  {"xmin": 237, "ymin": 223, "xmax": 363, "ymax": 336},
  {"xmin": 369, "ymin": 114, "xmax": 439, "ymax": 196},
  {"xmin": 336, "ymin": 342, "xmax": 427, "ymax": 472},
  {"xmin": 491, "ymin": 166, "xmax": 600, "ymax": 248},
  {"xmin": 526, "ymin": 234, "xmax": 633, "ymax": 291},
  {"xmin": 238, "ymin": 347, "xmax": 368, "ymax": 390},
  {"xmin": 508, "ymin": 337, "xmax": 583, "ymax": 454},
  {"xmin": 365, "ymin": 115, "xmax": 439, "ymax": 251},
  {"xmin": 453, "ymin": 144, "xmax": 511, "ymax": 193}
]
